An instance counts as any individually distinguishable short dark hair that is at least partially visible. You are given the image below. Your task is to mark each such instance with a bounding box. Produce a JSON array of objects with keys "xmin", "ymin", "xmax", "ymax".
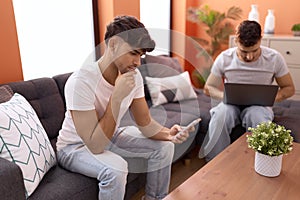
[
  {"xmin": 104, "ymin": 15, "xmax": 155, "ymax": 53},
  {"xmin": 236, "ymin": 20, "xmax": 262, "ymax": 47}
]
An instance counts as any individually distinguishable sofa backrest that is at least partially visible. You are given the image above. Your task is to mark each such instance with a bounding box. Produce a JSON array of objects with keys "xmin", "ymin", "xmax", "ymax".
[
  {"xmin": 52, "ymin": 72, "xmax": 73, "ymax": 110},
  {"xmin": 6, "ymin": 77, "xmax": 65, "ymax": 151},
  {"xmin": 0, "ymin": 55, "xmax": 184, "ymax": 151}
]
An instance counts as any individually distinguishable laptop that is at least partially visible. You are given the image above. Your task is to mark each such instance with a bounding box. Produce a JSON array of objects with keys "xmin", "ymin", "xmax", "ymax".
[{"xmin": 223, "ymin": 83, "xmax": 279, "ymax": 106}]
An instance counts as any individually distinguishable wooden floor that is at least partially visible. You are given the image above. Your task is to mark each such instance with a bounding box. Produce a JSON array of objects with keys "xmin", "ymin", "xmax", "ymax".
[{"xmin": 130, "ymin": 147, "xmax": 207, "ymax": 200}]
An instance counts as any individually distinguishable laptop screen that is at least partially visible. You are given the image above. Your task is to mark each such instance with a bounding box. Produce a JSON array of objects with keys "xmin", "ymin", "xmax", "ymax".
[{"xmin": 223, "ymin": 83, "xmax": 279, "ymax": 106}]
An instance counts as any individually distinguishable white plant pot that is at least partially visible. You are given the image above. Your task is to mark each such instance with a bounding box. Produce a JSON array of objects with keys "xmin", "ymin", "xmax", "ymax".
[{"xmin": 254, "ymin": 151, "xmax": 283, "ymax": 177}]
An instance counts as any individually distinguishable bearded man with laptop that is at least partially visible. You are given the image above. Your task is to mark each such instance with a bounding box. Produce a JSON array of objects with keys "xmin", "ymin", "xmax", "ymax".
[{"xmin": 202, "ymin": 20, "xmax": 295, "ymax": 162}]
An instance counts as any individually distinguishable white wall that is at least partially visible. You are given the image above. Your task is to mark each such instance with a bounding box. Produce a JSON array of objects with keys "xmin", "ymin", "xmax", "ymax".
[
  {"xmin": 140, "ymin": 0, "xmax": 171, "ymax": 55},
  {"xmin": 13, "ymin": 0, "xmax": 95, "ymax": 80}
]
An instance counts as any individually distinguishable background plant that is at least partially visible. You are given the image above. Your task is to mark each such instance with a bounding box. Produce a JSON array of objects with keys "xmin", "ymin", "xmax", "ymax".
[
  {"xmin": 187, "ymin": 5, "xmax": 243, "ymax": 58},
  {"xmin": 291, "ymin": 23, "xmax": 300, "ymax": 31},
  {"xmin": 247, "ymin": 121, "xmax": 293, "ymax": 156},
  {"xmin": 187, "ymin": 5, "xmax": 242, "ymax": 88}
]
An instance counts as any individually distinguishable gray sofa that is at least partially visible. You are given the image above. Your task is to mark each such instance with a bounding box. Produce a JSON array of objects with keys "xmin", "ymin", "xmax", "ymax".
[
  {"xmin": 0, "ymin": 55, "xmax": 202, "ymax": 200},
  {"xmin": 1, "ymin": 54, "xmax": 299, "ymax": 200}
]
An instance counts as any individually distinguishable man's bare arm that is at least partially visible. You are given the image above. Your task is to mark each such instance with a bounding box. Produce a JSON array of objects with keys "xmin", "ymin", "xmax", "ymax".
[
  {"xmin": 71, "ymin": 71, "xmax": 137, "ymax": 154},
  {"xmin": 204, "ymin": 73, "xmax": 224, "ymax": 100},
  {"xmin": 129, "ymin": 97, "xmax": 169, "ymax": 139},
  {"xmin": 275, "ymin": 73, "xmax": 295, "ymax": 102},
  {"xmin": 71, "ymin": 96, "xmax": 122, "ymax": 154},
  {"xmin": 130, "ymin": 98, "xmax": 188, "ymax": 143}
]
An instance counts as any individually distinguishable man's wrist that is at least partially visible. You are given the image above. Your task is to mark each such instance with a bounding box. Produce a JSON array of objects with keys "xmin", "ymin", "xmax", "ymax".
[{"xmin": 137, "ymin": 119, "xmax": 164, "ymax": 138}]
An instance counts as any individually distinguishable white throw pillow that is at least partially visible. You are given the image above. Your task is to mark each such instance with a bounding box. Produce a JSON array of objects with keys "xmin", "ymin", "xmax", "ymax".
[
  {"xmin": 145, "ymin": 71, "xmax": 197, "ymax": 106},
  {"xmin": 0, "ymin": 93, "xmax": 56, "ymax": 198}
]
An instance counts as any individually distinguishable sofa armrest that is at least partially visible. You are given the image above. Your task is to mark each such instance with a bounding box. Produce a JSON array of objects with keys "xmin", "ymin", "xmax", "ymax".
[{"xmin": 0, "ymin": 157, "xmax": 26, "ymax": 200}]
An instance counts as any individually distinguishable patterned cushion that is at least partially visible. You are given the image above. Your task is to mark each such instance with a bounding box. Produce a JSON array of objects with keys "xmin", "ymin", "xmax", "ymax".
[
  {"xmin": 139, "ymin": 55, "xmax": 183, "ymax": 102},
  {"xmin": 0, "ymin": 85, "xmax": 14, "ymax": 103},
  {"xmin": 145, "ymin": 71, "xmax": 197, "ymax": 106},
  {"xmin": 0, "ymin": 93, "xmax": 56, "ymax": 198}
]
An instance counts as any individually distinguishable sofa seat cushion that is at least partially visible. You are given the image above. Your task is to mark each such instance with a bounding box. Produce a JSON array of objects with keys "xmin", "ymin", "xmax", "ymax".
[
  {"xmin": 0, "ymin": 93, "xmax": 56, "ymax": 197},
  {"xmin": 0, "ymin": 157, "xmax": 26, "ymax": 200},
  {"xmin": 29, "ymin": 165, "xmax": 143, "ymax": 200},
  {"xmin": 273, "ymin": 100, "xmax": 300, "ymax": 142},
  {"xmin": 28, "ymin": 165, "xmax": 98, "ymax": 200}
]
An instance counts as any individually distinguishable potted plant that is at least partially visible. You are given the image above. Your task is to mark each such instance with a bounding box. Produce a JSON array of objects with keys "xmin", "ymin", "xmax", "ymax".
[
  {"xmin": 246, "ymin": 121, "xmax": 293, "ymax": 177},
  {"xmin": 291, "ymin": 23, "xmax": 300, "ymax": 36}
]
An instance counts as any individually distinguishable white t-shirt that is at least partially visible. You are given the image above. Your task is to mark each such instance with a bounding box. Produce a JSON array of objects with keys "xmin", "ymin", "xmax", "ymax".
[
  {"xmin": 211, "ymin": 46, "xmax": 289, "ymax": 84},
  {"xmin": 56, "ymin": 62, "xmax": 144, "ymax": 151}
]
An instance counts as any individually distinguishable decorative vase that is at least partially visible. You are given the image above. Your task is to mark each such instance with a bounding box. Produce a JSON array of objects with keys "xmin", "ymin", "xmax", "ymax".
[
  {"xmin": 264, "ymin": 9, "xmax": 275, "ymax": 35},
  {"xmin": 248, "ymin": 4, "xmax": 259, "ymax": 23},
  {"xmin": 254, "ymin": 151, "xmax": 283, "ymax": 177}
]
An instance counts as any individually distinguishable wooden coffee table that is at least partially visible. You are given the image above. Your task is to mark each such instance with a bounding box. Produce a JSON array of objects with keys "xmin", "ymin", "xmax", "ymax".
[{"xmin": 164, "ymin": 133, "xmax": 300, "ymax": 200}]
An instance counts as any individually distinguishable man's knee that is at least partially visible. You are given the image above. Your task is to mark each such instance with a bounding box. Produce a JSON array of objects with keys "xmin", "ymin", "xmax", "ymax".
[
  {"xmin": 242, "ymin": 106, "xmax": 273, "ymax": 127},
  {"xmin": 153, "ymin": 141, "xmax": 175, "ymax": 166},
  {"xmin": 97, "ymin": 158, "xmax": 128, "ymax": 185},
  {"xmin": 114, "ymin": 156, "xmax": 129, "ymax": 174},
  {"xmin": 211, "ymin": 103, "xmax": 239, "ymax": 121},
  {"xmin": 160, "ymin": 141, "xmax": 175, "ymax": 160}
]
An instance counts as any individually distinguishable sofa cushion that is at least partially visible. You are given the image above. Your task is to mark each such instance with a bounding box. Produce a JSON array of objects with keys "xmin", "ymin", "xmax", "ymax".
[
  {"xmin": 145, "ymin": 71, "xmax": 197, "ymax": 106},
  {"xmin": 139, "ymin": 55, "xmax": 183, "ymax": 103},
  {"xmin": 273, "ymin": 100, "xmax": 300, "ymax": 142},
  {"xmin": 7, "ymin": 77, "xmax": 65, "ymax": 151},
  {"xmin": 0, "ymin": 85, "xmax": 13, "ymax": 103},
  {"xmin": 0, "ymin": 157, "xmax": 26, "ymax": 200},
  {"xmin": 0, "ymin": 93, "xmax": 56, "ymax": 197},
  {"xmin": 28, "ymin": 165, "xmax": 98, "ymax": 200}
]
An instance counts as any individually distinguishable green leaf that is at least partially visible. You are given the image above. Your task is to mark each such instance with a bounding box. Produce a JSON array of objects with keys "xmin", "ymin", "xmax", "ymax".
[
  {"xmin": 226, "ymin": 6, "xmax": 243, "ymax": 20},
  {"xmin": 246, "ymin": 121, "xmax": 293, "ymax": 156}
]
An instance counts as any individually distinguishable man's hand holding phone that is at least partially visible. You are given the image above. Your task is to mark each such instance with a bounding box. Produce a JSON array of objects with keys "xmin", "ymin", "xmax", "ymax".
[{"xmin": 171, "ymin": 118, "xmax": 201, "ymax": 144}]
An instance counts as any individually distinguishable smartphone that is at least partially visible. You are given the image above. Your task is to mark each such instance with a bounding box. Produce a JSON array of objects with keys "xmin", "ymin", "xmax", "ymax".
[{"xmin": 177, "ymin": 118, "xmax": 202, "ymax": 136}]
